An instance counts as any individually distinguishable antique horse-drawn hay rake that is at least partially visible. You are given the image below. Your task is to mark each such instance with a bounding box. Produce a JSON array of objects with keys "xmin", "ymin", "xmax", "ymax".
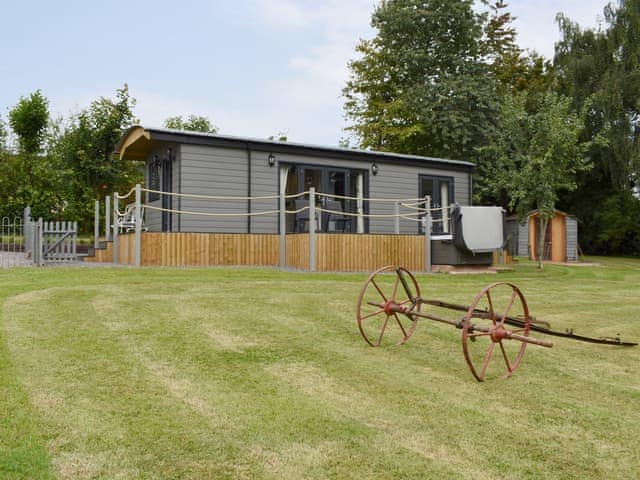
[{"xmin": 356, "ymin": 266, "xmax": 637, "ymax": 382}]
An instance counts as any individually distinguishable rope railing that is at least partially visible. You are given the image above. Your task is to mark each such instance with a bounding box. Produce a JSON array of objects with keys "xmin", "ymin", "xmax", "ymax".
[
  {"xmin": 143, "ymin": 204, "xmax": 281, "ymax": 217},
  {"xmin": 116, "ymin": 186, "xmax": 136, "ymax": 200},
  {"xmin": 315, "ymin": 191, "xmax": 424, "ymax": 203},
  {"xmin": 141, "ymin": 187, "xmax": 305, "ymax": 201},
  {"xmin": 113, "ymin": 185, "xmax": 455, "ymax": 225}
]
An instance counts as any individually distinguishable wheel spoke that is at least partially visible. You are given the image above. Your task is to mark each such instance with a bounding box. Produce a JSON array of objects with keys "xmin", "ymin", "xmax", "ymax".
[
  {"xmin": 393, "ymin": 313, "xmax": 408, "ymax": 337},
  {"xmin": 501, "ymin": 290, "xmax": 518, "ymax": 325},
  {"xmin": 391, "ymin": 275, "xmax": 400, "ymax": 302},
  {"xmin": 376, "ymin": 315, "xmax": 390, "ymax": 346},
  {"xmin": 370, "ymin": 278, "xmax": 388, "ymax": 302},
  {"xmin": 499, "ymin": 341, "xmax": 512, "ymax": 372},
  {"xmin": 480, "ymin": 342, "xmax": 496, "ymax": 379},
  {"xmin": 361, "ymin": 308, "xmax": 386, "ymax": 321},
  {"xmin": 468, "ymin": 332, "xmax": 492, "ymax": 338},
  {"xmin": 486, "ymin": 290, "xmax": 496, "ymax": 325}
]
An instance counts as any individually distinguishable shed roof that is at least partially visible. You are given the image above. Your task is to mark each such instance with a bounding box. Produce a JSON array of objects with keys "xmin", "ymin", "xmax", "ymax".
[{"xmin": 115, "ymin": 126, "xmax": 475, "ymax": 171}]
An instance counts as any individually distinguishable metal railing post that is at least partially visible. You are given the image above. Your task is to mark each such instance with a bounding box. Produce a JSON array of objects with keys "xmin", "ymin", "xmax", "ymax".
[
  {"xmin": 279, "ymin": 189, "xmax": 286, "ymax": 269},
  {"xmin": 113, "ymin": 193, "xmax": 119, "ymax": 264},
  {"xmin": 309, "ymin": 187, "xmax": 316, "ymax": 272},
  {"xmin": 105, "ymin": 195, "xmax": 111, "ymax": 241},
  {"xmin": 134, "ymin": 184, "xmax": 141, "ymax": 267},
  {"xmin": 424, "ymin": 196, "xmax": 431, "ymax": 273},
  {"xmin": 94, "ymin": 200, "xmax": 100, "ymax": 250}
]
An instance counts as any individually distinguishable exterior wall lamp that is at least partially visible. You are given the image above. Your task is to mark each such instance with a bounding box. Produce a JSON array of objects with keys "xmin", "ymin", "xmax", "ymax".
[
  {"xmin": 371, "ymin": 163, "xmax": 379, "ymax": 175},
  {"xmin": 268, "ymin": 153, "xmax": 276, "ymax": 167}
]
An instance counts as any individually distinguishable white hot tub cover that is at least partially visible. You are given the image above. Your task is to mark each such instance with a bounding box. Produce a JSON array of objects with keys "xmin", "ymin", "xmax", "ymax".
[{"xmin": 455, "ymin": 206, "xmax": 504, "ymax": 253}]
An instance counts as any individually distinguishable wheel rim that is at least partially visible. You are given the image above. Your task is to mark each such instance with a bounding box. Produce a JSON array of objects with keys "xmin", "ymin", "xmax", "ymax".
[
  {"xmin": 356, "ymin": 266, "xmax": 421, "ymax": 347},
  {"xmin": 461, "ymin": 282, "xmax": 530, "ymax": 381}
]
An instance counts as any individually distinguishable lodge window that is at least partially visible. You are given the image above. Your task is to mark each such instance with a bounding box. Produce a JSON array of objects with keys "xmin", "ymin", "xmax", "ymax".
[
  {"xmin": 148, "ymin": 155, "xmax": 160, "ymax": 202},
  {"xmin": 419, "ymin": 175, "xmax": 454, "ymax": 235},
  {"xmin": 281, "ymin": 164, "xmax": 368, "ymax": 233}
]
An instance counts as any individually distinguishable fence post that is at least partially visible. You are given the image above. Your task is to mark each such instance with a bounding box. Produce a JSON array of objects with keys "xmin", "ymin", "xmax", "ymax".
[
  {"xmin": 73, "ymin": 221, "xmax": 78, "ymax": 261},
  {"xmin": 424, "ymin": 196, "xmax": 431, "ymax": 273},
  {"xmin": 23, "ymin": 207, "xmax": 31, "ymax": 255},
  {"xmin": 309, "ymin": 187, "xmax": 316, "ymax": 272},
  {"xmin": 105, "ymin": 195, "xmax": 111, "ymax": 241},
  {"xmin": 134, "ymin": 183, "xmax": 142, "ymax": 267},
  {"xmin": 394, "ymin": 201, "xmax": 400, "ymax": 234},
  {"xmin": 37, "ymin": 218, "xmax": 44, "ymax": 267},
  {"xmin": 113, "ymin": 194, "xmax": 119, "ymax": 264},
  {"xmin": 94, "ymin": 200, "xmax": 100, "ymax": 250},
  {"xmin": 279, "ymin": 189, "xmax": 286, "ymax": 269}
]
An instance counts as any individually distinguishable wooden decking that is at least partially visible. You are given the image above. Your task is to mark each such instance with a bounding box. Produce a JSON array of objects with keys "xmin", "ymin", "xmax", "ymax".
[{"xmin": 85, "ymin": 232, "xmax": 431, "ymax": 272}]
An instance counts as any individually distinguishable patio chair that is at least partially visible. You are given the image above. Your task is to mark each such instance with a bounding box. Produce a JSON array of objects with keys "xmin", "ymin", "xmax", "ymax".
[
  {"xmin": 294, "ymin": 199, "xmax": 311, "ymax": 232},
  {"xmin": 325, "ymin": 200, "xmax": 350, "ymax": 232},
  {"xmin": 116, "ymin": 204, "xmax": 147, "ymax": 233}
]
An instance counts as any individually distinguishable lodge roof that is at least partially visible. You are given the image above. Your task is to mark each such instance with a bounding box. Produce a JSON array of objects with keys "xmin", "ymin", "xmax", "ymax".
[{"xmin": 116, "ymin": 126, "xmax": 475, "ymax": 171}]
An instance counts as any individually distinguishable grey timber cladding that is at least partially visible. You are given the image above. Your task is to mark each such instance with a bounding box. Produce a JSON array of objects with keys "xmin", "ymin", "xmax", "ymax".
[
  {"xmin": 566, "ymin": 216, "xmax": 578, "ymax": 262},
  {"xmin": 143, "ymin": 142, "xmax": 472, "ymax": 234},
  {"xmin": 179, "ymin": 144, "xmax": 248, "ymax": 233},
  {"xmin": 517, "ymin": 222, "xmax": 529, "ymax": 257},
  {"xmin": 250, "ymin": 151, "xmax": 278, "ymax": 234}
]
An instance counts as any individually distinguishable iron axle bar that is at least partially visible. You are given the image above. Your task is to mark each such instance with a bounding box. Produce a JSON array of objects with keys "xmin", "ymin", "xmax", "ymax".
[{"xmin": 416, "ymin": 298, "xmax": 637, "ymax": 347}]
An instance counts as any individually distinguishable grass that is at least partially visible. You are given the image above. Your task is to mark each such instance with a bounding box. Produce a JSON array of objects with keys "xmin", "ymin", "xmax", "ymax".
[{"xmin": 0, "ymin": 259, "xmax": 639, "ymax": 479}]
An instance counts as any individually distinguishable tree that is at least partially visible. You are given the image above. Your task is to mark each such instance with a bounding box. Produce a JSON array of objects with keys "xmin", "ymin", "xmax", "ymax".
[
  {"xmin": 56, "ymin": 85, "xmax": 141, "ymax": 229},
  {"xmin": 163, "ymin": 115, "xmax": 217, "ymax": 134},
  {"xmin": 343, "ymin": 0, "xmax": 498, "ymax": 160},
  {"xmin": 554, "ymin": 1, "xmax": 640, "ymax": 255},
  {"xmin": 8, "ymin": 90, "xmax": 49, "ymax": 155},
  {"xmin": 479, "ymin": 92, "xmax": 588, "ymax": 267}
]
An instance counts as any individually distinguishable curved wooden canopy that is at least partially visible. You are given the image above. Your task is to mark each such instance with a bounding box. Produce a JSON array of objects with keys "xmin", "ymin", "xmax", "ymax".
[{"xmin": 116, "ymin": 126, "xmax": 152, "ymax": 161}]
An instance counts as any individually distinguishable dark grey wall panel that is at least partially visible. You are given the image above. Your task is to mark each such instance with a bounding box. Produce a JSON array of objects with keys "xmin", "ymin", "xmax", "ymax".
[{"xmin": 178, "ymin": 144, "xmax": 248, "ymax": 233}]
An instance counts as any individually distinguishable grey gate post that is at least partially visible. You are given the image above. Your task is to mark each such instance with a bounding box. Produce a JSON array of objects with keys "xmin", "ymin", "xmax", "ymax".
[
  {"xmin": 309, "ymin": 187, "xmax": 316, "ymax": 272},
  {"xmin": 134, "ymin": 184, "xmax": 142, "ymax": 267},
  {"xmin": 94, "ymin": 200, "xmax": 100, "ymax": 250},
  {"xmin": 279, "ymin": 189, "xmax": 286, "ymax": 269},
  {"xmin": 23, "ymin": 207, "xmax": 31, "ymax": 255},
  {"xmin": 37, "ymin": 218, "xmax": 44, "ymax": 267},
  {"xmin": 113, "ymin": 193, "xmax": 119, "ymax": 264},
  {"xmin": 105, "ymin": 195, "xmax": 111, "ymax": 241},
  {"xmin": 424, "ymin": 196, "xmax": 432, "ymax": 273}
]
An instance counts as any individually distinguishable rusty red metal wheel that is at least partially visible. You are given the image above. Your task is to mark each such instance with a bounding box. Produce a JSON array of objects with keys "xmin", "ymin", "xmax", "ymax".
[
  {"xmin": 356, "ymin": 265, "xmax": 421, "ymax": 347},
  {"xmin": 461, "ymin": 282, "xmax": 531, "ymax": 381}
]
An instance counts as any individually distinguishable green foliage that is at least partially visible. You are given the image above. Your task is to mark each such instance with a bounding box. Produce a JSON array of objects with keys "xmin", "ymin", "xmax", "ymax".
[
  {"xmin": 55, "ymin": 85, "xmax": 141, "ymax": 230},
  {"xmin": 163, "ymin": 115, "xmax": 218, "ymax": 133},
  {"xmin": 554, "ymin": 0, "xmax": 640, "ymax": 255},
  {"xmin": 480, "ymin": 92, "xmax": 588, "ymax": 217},
  {"xmin": 477, "ymin": 92, "xmax": 588, "ymax": 266},
  {"xmin": 8, "ymin": 90, "xmax": 49, "ymax": 155},
  {"xmin": 0, "ymin": 116, "xmax": 7, "ymax": 152},
  {"xmin": 343, "ymin": 0, "xmax": 498, "ymax": 159}
]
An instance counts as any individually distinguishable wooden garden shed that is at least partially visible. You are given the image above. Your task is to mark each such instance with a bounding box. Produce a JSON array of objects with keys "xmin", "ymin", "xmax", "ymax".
[{"xmin": 506, "ymin": 210, "xmax": 578, "ymax": 263}]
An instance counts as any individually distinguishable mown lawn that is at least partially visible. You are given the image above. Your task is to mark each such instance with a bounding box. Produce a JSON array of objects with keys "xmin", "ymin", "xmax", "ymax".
[{"xmin": 1, "ymin": 259, "xmax": 639, "ymax": 479}]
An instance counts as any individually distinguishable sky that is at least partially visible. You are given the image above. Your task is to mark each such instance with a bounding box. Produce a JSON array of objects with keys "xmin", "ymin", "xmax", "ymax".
[{"xmin": 0, "ymin": 0, "xmax": 609, "ymax": 147}]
